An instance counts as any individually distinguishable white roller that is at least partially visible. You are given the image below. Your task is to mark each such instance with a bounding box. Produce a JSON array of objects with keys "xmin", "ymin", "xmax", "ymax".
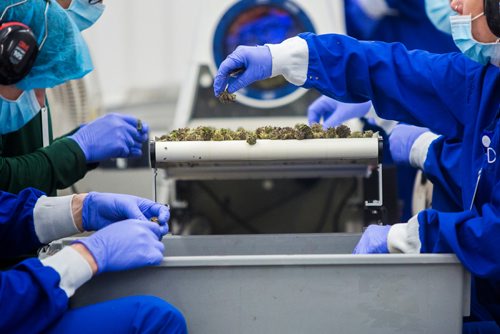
[{"xmin": 154, "ymin": 138, "xmax": 379, "ymax": 164}]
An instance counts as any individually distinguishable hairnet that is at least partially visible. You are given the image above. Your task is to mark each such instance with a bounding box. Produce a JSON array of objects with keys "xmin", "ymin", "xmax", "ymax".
[{"xmin": 1, "ymin": 0, "xmax": 93, "ymax": 90}]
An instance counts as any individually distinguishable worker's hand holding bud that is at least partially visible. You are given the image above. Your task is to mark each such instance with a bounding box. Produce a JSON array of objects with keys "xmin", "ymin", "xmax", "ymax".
[
  {"xmin": 389, "ymin": 124, "xmax": 434, "ymax": 168},
  {"xmin": 213, "ymin": 45, "xmax": 272, "ymax": 96},
  {"xmin": 308, "ymin": 96, "xmax": 373, "ymax": 129},
  {"xmin": 73, "ymin": 219, "xmax": 167, "ymax": 273},
  {"xmin": 352, "ymin": 225, "xmax": 391, "ymax": 254},
  {"xmin": 69, "ymin": 113, "xmax": 149, "ymax": 163},
  {"xmin": 76, "ymin": 192, "xmax": 169, "ymax": 231}
]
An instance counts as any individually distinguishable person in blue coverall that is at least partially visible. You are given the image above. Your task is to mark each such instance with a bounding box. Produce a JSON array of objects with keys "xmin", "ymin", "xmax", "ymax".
[
  {"xmin": 311, "ymin": 0, "xmax": 461, "ymax": 221},
  {"xmin": 212, "ymin": 0, "xmax": 500, "ymax": 330},
  {"xmin": 0, "ymin": 0, "xmax": 153, "ymax": 197},
  {"xmin": 345, "ymin": 0, "xmax": 458, "ymax": 53},
  {"xmin": 0, "ymin": 189, "xmax": 187, "ymax": 333}
]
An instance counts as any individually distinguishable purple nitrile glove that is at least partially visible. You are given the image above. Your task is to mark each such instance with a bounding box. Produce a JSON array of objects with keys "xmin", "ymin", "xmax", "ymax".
[
  {"xmin": 308, "ymin": 96, "xmax": 373, "ymax": 129},
  {"xmin": 82, "ymin": 192, "xmax": 169, "ymax": 231},
  {"xmin": 69, "ymin": 113, "xmax": 149, "ymax": 163},
  {"xmin": 75, "ymin": 219, "xmax": 168, "ymax": 273},
  {"xmin": 389, "ymin": 124, "xmax": 429, "ymax": 166},
  {"xmin": 213, "ymin": 45, "xmax": 272, "ymax": 96},
  {"xmin": 353, "ymin": 225, "xmax": 391, "ymax": 254}
]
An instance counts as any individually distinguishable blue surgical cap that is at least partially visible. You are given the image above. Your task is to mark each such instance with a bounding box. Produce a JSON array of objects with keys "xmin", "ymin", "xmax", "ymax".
[{"xmin": 1, "ymin": 0, "xmax": 93, "ymax": 90}]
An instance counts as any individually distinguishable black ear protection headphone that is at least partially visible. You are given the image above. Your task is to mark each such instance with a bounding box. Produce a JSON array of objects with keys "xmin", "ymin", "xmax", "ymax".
[
  {"xmin": 0, "ymin": 0, "xmax": 49, "ymax": 85},
  {"xmin": 485, "ymin": 0, "xmax": 500, "ymax": 38}
]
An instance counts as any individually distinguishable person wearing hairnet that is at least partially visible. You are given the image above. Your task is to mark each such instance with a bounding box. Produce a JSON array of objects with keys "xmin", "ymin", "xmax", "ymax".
[
  {"xmin": 0, "ymin": 0, "xmax": 149, "ymax": 195},
  {"xmin": 309, "ymin": 0, "xmax": 463, "ymax": 222},
  {"xmin": 0, "ymin": 188, "xmax": 187, "ymax": 333},
  {"xmin": 213, "ymin": 0, "xmax": 500, "ymax": 330},
  {"xmin": 346, "ymin": 0, "xmax": 458, "ymax": 53},
  {"xmin": 310, "ymin": 0, "xmax": 460, "ymax": 134}
]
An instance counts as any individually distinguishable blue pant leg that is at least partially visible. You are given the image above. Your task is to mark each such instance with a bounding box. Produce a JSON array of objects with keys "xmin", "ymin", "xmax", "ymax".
[
  {"xmin": 45, "ymin": 295, "xmax": 187, "ymax": 334},
  {"xmin": 463, "ymin": 321, "xmax": 500, "ymax": 334}
]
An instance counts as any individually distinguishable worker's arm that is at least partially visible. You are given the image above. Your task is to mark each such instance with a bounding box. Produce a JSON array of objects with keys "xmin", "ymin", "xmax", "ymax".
[
  {"xmin": 0, "ymin": 246, "xmax": 94, "ymax": 333},
  {"xmin": 0, "ymin": 188, "xmax": 83, "ymax": 257},
  {"xmin": 0, "ymin": 137, "xmax": 92, "ymax": 194},
  {"xmin": 293, "ymin": 33, "xmax": 480, "ymax": 138},
  {"xmin": 215, "ymin": 33, "xmax": 498, "ymax": 139},
  {"xmin": 388, "ymin": 181, "xmax": 500, "ymax": 279},
  {"xmin": 0, "ymin": 188, "xmax": 170, "ymax": 257},
  {"xmin": 0, "ymin": 218, "xmax": 167, "ymax": 333}
]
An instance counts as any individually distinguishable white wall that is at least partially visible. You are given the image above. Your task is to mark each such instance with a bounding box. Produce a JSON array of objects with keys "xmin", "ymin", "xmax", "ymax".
[{"xmin": 83, "ymin": 1, "xmax": 201, "ymax": 107}]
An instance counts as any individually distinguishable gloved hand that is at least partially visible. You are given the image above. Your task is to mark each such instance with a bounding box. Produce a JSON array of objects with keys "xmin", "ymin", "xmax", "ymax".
[
  {"xmin": 352, "ymin": 225, "xmax": 391, "ymax": 254},
  {"xmin": 308, "ymin": 96, "xmax": 373, "ymax": 129},
  {"xmin": 389, "ymin": 124, "xmax": 429, "ymax": 166},
  {"xmin": 69, "ymin": 113, "xmax": 149, "ymax": 163},
  {"xmin": 213, "ymin": 45, "xmax": 272, "ymax": 96},
  {"xmin": 75, "ymin": 219, "xmax": 167, "ymax": 273},
  {"xmin": 82, "ymin": 192, "xmax": 170, "ymax": 231}
]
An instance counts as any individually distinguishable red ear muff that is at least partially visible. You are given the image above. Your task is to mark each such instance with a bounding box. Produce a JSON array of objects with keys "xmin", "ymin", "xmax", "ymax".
[
  {"xmin": 484, "ymin": 0, "xmax": 500, "ymax": 38},
  {"xmin": 0, "ymin": 22, "xmax": 38, "ymax": 85}
]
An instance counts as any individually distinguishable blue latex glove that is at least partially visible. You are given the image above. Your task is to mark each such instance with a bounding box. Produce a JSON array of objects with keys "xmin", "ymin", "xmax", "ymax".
[
  {"xmin": 75, "ymin": 219, "xmax": 167, "ymax": 273},
  {"xmin": 69, "ymin": 113, "xmax": 149, "ymax": 163},
  {"xmin": 82, "ymin": 192, "xmax": 170, "ymax": 231},
  {"xmin": 308, "ymin": 96, "xmax": 373, "ymax": 129},
  {"xmin": 213, "ymin": 45, "xmax": 272, "ymax": 96},
  {"xmin": 353, "ymin": 225, "xmax": 391, "ymax": 254},
  {"xmin": 389, "ymin": 124, "xmax": 429, "ymax": 166}
]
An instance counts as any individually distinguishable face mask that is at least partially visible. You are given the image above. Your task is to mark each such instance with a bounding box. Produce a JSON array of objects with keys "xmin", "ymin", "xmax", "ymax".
[
  {"xmin": 425, "ymin": 0, "xmax": 455, "ymax": 35},
  {"xmin": 451, "ymin": 14, "xmax": 500, "ymax": 66},
  {"xmin": 66, "ymin": 0, "xmax": 105, "ymax": 31},
  {"xmin": 0, "ymin": 90, "xmax": 41, "ymax": 135}
]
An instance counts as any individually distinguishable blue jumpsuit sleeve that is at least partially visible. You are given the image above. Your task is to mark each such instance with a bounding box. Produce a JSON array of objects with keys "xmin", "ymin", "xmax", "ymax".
[
  {"xmin": 0, "ymin": 258, "xmax": 68, "ymax": 333},
  {"xmin": 418, "ymin": 181, "xmax": 500, "ymax": 279},
  {"xmin": 0, "ymin": 188, "xmax": 45, "ymax": 257},
  {"xmin": 300, "ymin": 33, "xmax": 482, "ymax": 139}
]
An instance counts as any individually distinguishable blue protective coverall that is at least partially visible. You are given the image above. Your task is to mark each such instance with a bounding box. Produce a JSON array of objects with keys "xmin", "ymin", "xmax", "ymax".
[
  {"xmin": 344, "ymin": 0, "xmax": 458, "ymax": 53},
  {"xmin": 0, "ymin": 188, "xmax": 186, "ymax": 334},
  {"xmin": 296, "ymin": 32, "xmax": 500, "ymax": 324}
]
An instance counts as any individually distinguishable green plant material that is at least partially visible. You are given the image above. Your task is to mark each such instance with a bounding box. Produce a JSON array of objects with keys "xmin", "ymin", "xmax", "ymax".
[
  {"xmin": 234, "ymin": 127, "xmax": 248, "ymax": 140},
  {"xmin": 218, "ymin": 90, "xmax": 236, "ymax": 104},
  {"xmin": 246, "ymin": 134, "xmax": 257, "ymax": 145},
  {"xmin": 350, "ymin": 131, "xmax": 363, "ymax": 138},
  {"xmin": 212, "ymin": 132, "xmax": 224, "ymax": 141},
  {"xmin": 137, "ymin": 119, "xmax": 143, "ymax": 133},
  {"xmin": 311, "ymin": 123, "xmax": 326, "ymax": 139},
  {"xmin": 219, "ymin": 128, "xmax": 234, "ymax": 140},
  {"xmin": 363, "ymin": 130, "xmax": 374, "ymax": 138},
  {"xmin": 335, "ymin": 125, "xmax": 351, "ymax": 138},
  {"xmin": 325, "ymin": 127, "xmax": 337, "ymax": 138},
  {"xmin": 158, "ymin": 125, "xmax": 375, "ymax": 145},
  {"xmin": 278, "ymin": 126, "xmax": 297, "ymax": 139},
  {"xmin": 294, "ymin": 123, "xmax": 314, "ymax": 140},
  {"xmin": 255, "ymin": 126, "xmax": 276, "ymax": 139}
]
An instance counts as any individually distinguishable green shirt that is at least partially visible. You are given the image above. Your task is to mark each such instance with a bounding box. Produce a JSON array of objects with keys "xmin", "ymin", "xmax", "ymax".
[{"xmin": 0, "ymin": 108, "xmax": 96, "ymax": 195}]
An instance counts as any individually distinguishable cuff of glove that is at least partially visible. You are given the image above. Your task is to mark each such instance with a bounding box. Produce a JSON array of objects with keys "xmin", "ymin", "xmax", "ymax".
[
  {"xmin": 41, "ymin": 246, "xmax": 93, "ymax": 297},
  {"xmin": 267, "ymin": 36, "xmax": 308, "ymax": 86},
  {"xmin": 34, "ymin": 195, "xmax": 80, "ymax": 244},
  {"xmin": 67, "ymin": 135, "xmax": 90, "ymax": 162},
  {"xmin": 387, "ymin": 215, "xmax": 421, "ymax": 253},
  {"xmin": 409, "ymin": 132, "xmax": 440, "ymax": 169}
]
